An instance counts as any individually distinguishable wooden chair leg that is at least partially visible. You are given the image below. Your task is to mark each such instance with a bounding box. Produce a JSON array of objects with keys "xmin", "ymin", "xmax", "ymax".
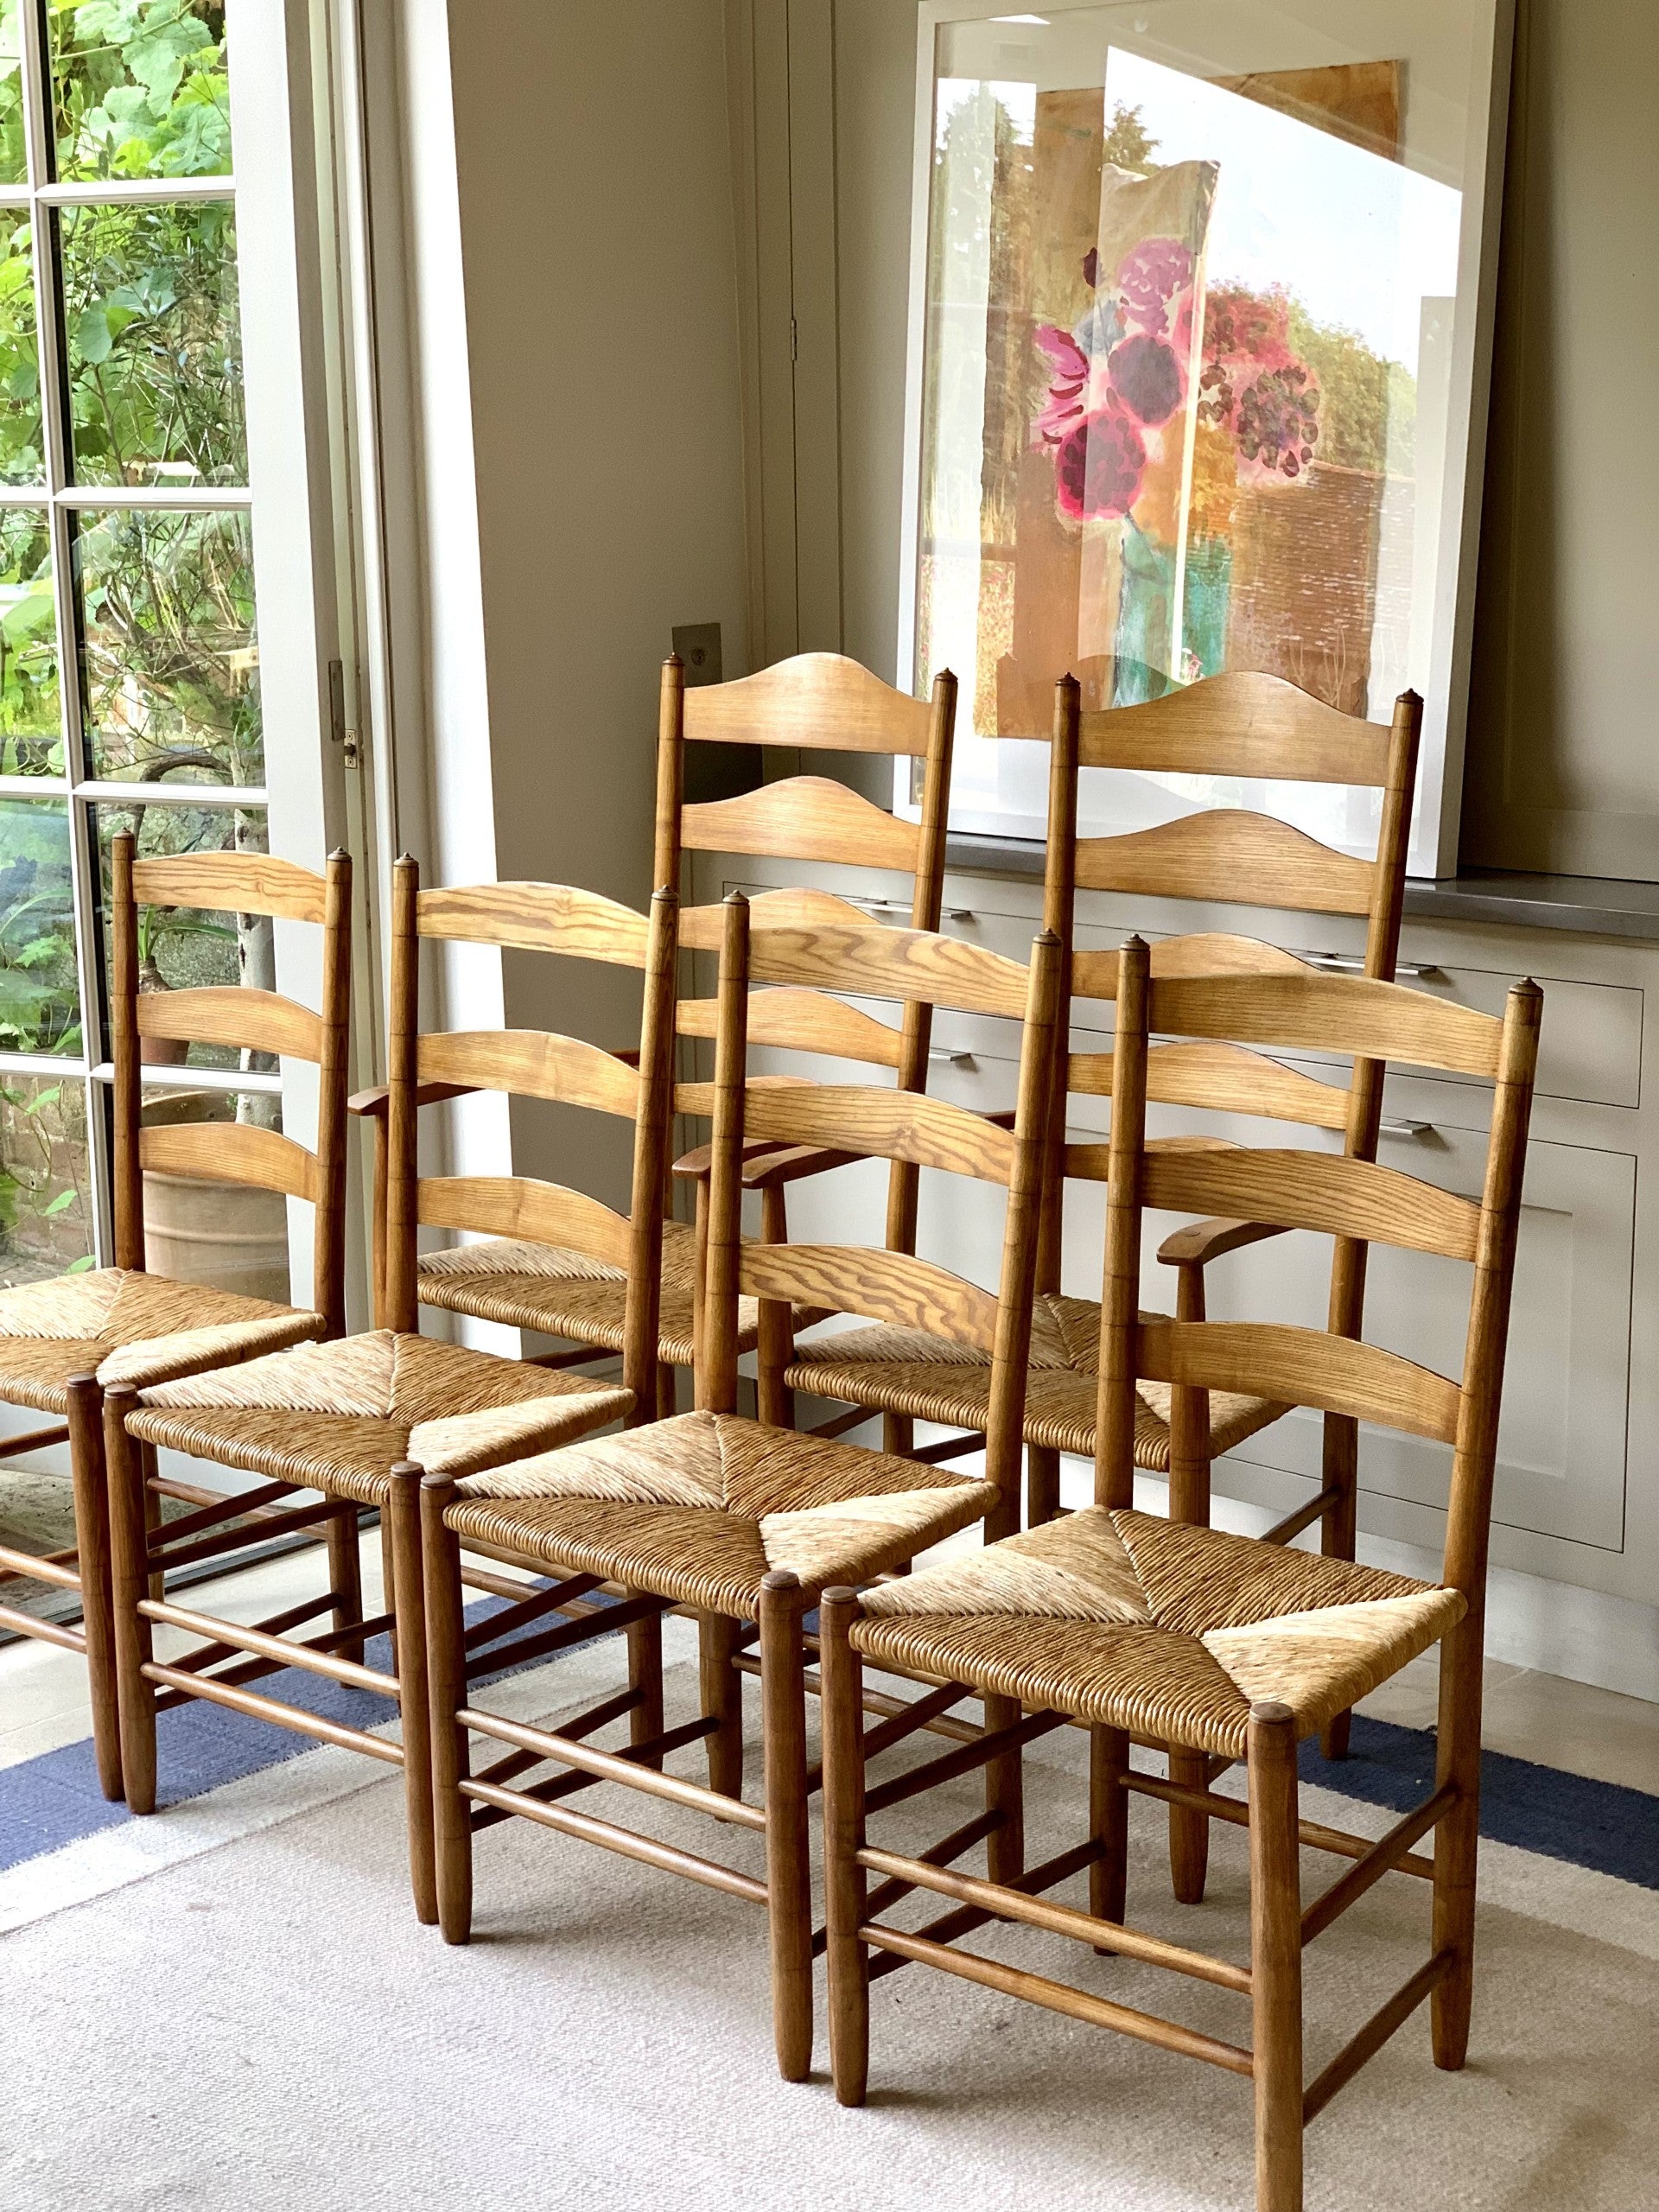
[
  {"xmin": 760, "ymin": 1570, "xmax": 812, "ymax": 2082},
  {"xmin": 626, "ymin": 1608, "xmax": 664, "ymax": 1767},
  {"xmin": 386, "ymin": 1461, "xmax": 437, "ymax": 1926},
  {"xmin": 820, "ymin": 1586, "xmax": 869, "ymax": 2106},
  {"xmin": 140, "ymin": 1440, "xmax": 165, "ymax": 1604},
  {"xmin": 326, "ymin": 1503, "xmax": 365, "ymax": 1668},
  {"xmin": 1027, "ymin": 1442, "xmax": 1060, "ymax": 1526},
  {"xmin": 655, "ymin": 1362, "xmax": 678, "ymax": 1421},
  {"xmin": 104, "ymin": 1385, "xmax": 157, "ymax": 1816},
  {"xmin": 380, "ymin": 1508, "xmax": 399, "ymax": 1673},
  {"xmin": 984, "ymin": 1690, "xmax": 1025, "ymax": 1885},
  {"xmin": 700, "ymin": 1611, "xmax": 744, "ymax": 1797},
  {"xmin": 1432, "ymin": 1611, "xmax": 1484, "ymax": 2069},
  {"xmin": 420, "ymin": 1474, "xmax": 473, "ymax": 1945},
  {"xmin": 1089, "ymin": 1724, "xmax": 1128, "ymax": 1932},
  {"xmin": 1249, "ymin": 1701, "xmax": 1304, "ymax": 2212},
  {"xmin": 66, "ymin": 1374, "xmax": 123, "ymax": 1803},
  {"xmin": 1167, "ymin": 1341, "xmax": 1214, "ymax": 1904},
  {"xmin": 1319, "ymin": 1414, "xmax": 1360, "ymax": 1759},
  {"xmin": 883, "ymin": 1411, "xmax": 914, "ymax": 1459}
]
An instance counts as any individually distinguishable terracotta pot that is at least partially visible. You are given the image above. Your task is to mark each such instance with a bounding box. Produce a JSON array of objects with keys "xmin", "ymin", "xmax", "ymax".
[{"xmin": 140, "ymin": 1090, "xmax": 292, "ymax": 1302}]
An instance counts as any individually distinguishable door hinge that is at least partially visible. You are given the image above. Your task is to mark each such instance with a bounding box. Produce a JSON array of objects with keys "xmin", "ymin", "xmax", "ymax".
[{"xmin": 327, "ymin": 657, "xmax": 361, "ymax": 771}]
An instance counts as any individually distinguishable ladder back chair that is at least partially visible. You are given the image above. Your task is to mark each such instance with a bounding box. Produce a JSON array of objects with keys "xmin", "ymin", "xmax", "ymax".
[
  {"xmin": 0, "ymin": 835, "xmax": 353, "ymax": 1802},
  {"xmin": 420, "ymin": 893, "xmax": 1062, "ymax": 2081},
  {"xmin": 104, "ymin": 865, "xmax": 654, "ymax": 1920},
  {"xmin": 819, "ymin": 937, "xmax": 1541, "ymax": 2212}
]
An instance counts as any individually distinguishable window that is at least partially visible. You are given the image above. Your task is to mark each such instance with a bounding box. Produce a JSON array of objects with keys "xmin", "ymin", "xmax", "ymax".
[{"xmin": 0, "ymin": 3, "xmax": 289, "ymax": 1291}]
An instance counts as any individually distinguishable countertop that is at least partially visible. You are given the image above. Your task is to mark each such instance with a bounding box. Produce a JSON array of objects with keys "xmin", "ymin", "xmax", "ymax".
[{"xmin": 944, "ymin": 835, "xmax": 1659, "ymax": 943}]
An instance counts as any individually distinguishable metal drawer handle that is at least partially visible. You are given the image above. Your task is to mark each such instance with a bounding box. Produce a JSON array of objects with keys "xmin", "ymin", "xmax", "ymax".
[
  {"xmin": 1300, "ymin": 949, "xmax": 1440, "ymax": 980},
  {"xmin": 847, "ymin": 897, "xmax": 976, "ymax": 922},
  {"xmin": 1379, "ymin": 1119, "xmax": 1434, "ymax": 1140},
  {"xmin": 928, "ymin": 1048, "xmax": 976, "ymax": 1067}
]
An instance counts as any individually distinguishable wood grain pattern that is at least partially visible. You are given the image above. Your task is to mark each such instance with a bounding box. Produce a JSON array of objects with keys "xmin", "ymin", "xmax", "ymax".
[
  {"xmin": 1150, "ymin": 973, "xmax": 1503, "ymax": 1079},
  {"xmin": 741, "ymin": 1241, "xmax": 1001, "ymax": 1357},
  {"xmin": 1069, "ymin": 933, "xmax": 1314, "ymax": 1003},
  {"xmin": 747, "ymin": 923, "xmax": 1030, "ymax": 1020},
  {"xmin": 136, "ymin": 986, "xmax": 324, "ymax": 1064},
  {"xmin": 417, "ymin": 1030, "xmax": 640, "ymax": 1117},
  {"xmin": 130, "ymin": 850, "xmax": 328, "ymax": 924},
  {"xmin": 416, "ymin": 881, "xmax": 652, "ymax": 967},
  {"xmin": 1142, "ymin": 1147, "xmax": 1482, "ymax": 1262},
  {"xmin": 1077, "ymin": 668, "xmax": 1393, "ymax": 785},
  {"xmin": 681, "ymin": 650, "xmax": 933, "ymax": 756},
  {"xmin": 1068, "ymin": 1041, "xmax": 1351, "ymax": 1130},
  {"xmin": 1137, "ymin": 1318, "xmax": 1460, "ymax": 1444},
  {"xmin": 139, "ymin": 1121, "xmax": 321, "ymax": 1204},
  {"xmin": 741, "ymin": 1084, "xmax": 1018, "ymax": 1185},
  {"xmin": 683, "ymin": 776, "xmax": 922, "ymax": 871},
  {"xmin": 679, "ymin": 886, "xmax": 874, "ymax": 951},
  {"xmin": 674, "ymin": 985, "xmax": 904, "ymax": 1069},
  {"xmin": 1248, "ymin": 1702, "xmax": 1305, "ymax": 2212},
  {"xmin": 1075, "ymin": 810, "xmax": 1376, "ymax": 915},
  {"xmin": 416, "ymin": 1174, "xmax": 634, "ymax": 1268}
]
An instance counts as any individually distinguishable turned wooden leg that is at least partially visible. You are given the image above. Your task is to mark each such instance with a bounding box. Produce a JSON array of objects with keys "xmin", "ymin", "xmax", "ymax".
[
  {"xmin": 386, "ymin": 1461, "xmax": 437, "ymax": 1926},
  {"xmin": 820, "ymin": 1586, "xmax": 869, "ymax": 2106},
  {"xmin": 700, "ymin": 1611, "xmax": 744, "ymax": 1798},
  {"xmin": 655, "ymin": 1362, "xmax": 678, "ymax": 1421},
  {"xmin": 66, "ymin": 1375, "xmax": 123, "ymax": 1802},
  {"xmin": 760, "ymin": 1571, "xmax": 812, "ymax": 2082},
  {"xmin": 883, "ymin": 1412, "xmax": 914, "ymax": 1459},
  {"xmin": 1027, "ymin": 1442, "xmax": 1060, "ymax": 1527},
  {"xmin": 1432, "ymin": 1611, "xmax": 1484, "ymax": 2069},
  {"xmin": 985, "ymin": 1690, "xmax": 1025, "ymax": 1885},
  {"xmin": 380, "ymin": 1507, "xmax": 399, "ymax": 1674},
  {"xmin": 626, "ymin": 1608, "xmax": 664, "ymax": 1768},
  {"xmin": 1319, "ymin": 1413, "xmax": 1360, "ymax": 1760},
  {"xmin": 1167, "ymin": 1272, "xmax": 1214, "ymax": 1902},
  {"xmin": 104, "ymin": 1386, "xmax": 156, "ymax": 1816},
  {"xmin": 140, "ymin": 1441, "xmax": 165, "ymax": 1605},
  {"xmin": 1249, "ymin": 1701, "xmax": 1304, "ymax": 2212},
  {"xmin": 420, "ymin": 1473, "xmax": 473, "ymax": 1945},
  {"xmin": 326, "ymin": 1502, "xmax": 365, "ymax": 1668},
  {"xmin": 1090, "ymin": 1724, "xmax": 1128, "ymax": 1934}
]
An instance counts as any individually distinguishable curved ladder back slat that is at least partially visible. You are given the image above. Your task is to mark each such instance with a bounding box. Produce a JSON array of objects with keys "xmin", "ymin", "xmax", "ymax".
[
  {"xmin": 680, "ymin": 886, "xmax": 884, "ymax": 951},
  {"xmin": 743, "ymin": 1243, "xmax": 1001, "ymax": 1358},
  {"xmin": 683, "ymin": 777, "xmax": 922, "ymax": 873},
  {"xmin": 682, "ymin": 651, "xmax": 934, "ymax": 756},
  {"xmin": 748, "ymin": 923, "xmax": 1029, "ymax": 1021},
  {"xmin": 1142, "ymin": 1147, "xmax": 1482, "ymax": 1262},
  {"xmin": 416, "ymin": 882, "xmax": 652, "ymax": 967},
  {"xmin": 417, "ymin": 1030, "xmax": 640, "ymax": 1117},
  {"xmin": 1137, "ymin": 1317, "xmax": 1461, "ymax": 1446},
  {"xmin": 135, "ymin": 986, "xmax": 324, "ymax": 1065},
  {"xmin": 1077, "ymin": 670, "xmax": 1395, "ymax": 786},
  {"xmin": 1075, "ymin": 810, "xmax": 1376, "ymax": 916},
  {"xmin": 130, "ymin": 852, "xmax": 327, "ymax": 925},
  {"xmin": 1151, "ymin": 973, "xmax": 1503, "ymax": 1080},
  {"xmin": 675, "ymin": 986, "xmax": 905, "ymax": 1069},
  {"xmin": 138, "ymin": 1121, "xmax": 320, "ymax": 1204},
  {"xmin": 1070, "ymin": 933, "xmax": 1315, "ymax": 1003},
  {"xmin": 743, "ymin": 1084, "xmax": 1018, "ymax": 1185},
  {"xmin": 416, "ymin": 1175, "xmax": 634, "ymax": 1270},
  {"xmin": 1068, "ymin": 1040, "xmax": 1351, "ymax": 1130}
]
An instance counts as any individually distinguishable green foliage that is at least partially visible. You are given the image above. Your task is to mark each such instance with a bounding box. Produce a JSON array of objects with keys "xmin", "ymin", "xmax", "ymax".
[
  {"xmin": 1287, "ymin": 300, "xmax": 1416, "ymax": 477},
  {"xmin": 0, "ymin": 802, "xmax": 79, "ymax": 1057},
  {"xmin": 0, "ymin": 513, "xmax": 59, "ymax": 772},
  {"xmin": 1103, "ymin": 101, "xmax": 1160, "ymax": 177},
  {"xmin": 49, "ymin": 1, "xmax": 230, "ymax": 181}
]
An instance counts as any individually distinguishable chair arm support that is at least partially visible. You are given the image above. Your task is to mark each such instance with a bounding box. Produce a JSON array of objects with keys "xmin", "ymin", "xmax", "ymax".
[
  {"xmin": 671, "ymin": 1137, "xmax": 794, "ymax": 1182},
  {"xmin": 740, "ymin": 1144, "xmax": 864, "ymax": 1189},
  {"xmin": 347, "ymin": 1080, "xmax": 475, "ymax": 1120},
  {"xmin": 1156, "ymin": 1217, "xmax": 1291, "ymax": 1268}
]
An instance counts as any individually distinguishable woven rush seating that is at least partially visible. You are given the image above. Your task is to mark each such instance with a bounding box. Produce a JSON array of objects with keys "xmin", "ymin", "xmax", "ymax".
[
  {"xmin": 0, "ymin": 1269, "xmax": 325, "ymax": 1413},
  {"xmin": 126, "ymin": 1329, "xmax": 632, "ymax": 1505},
  {"xmin": 851, "ymin": 1505, "xmax": 1462, "ymax": 1759},
  {"xmin": 786, "ymin": 1294, "xmax": 1285, "ymax": 1470},
  {"xmin": 446, "ymin": 1407, "xmax": 988, "ymax": 1614}
]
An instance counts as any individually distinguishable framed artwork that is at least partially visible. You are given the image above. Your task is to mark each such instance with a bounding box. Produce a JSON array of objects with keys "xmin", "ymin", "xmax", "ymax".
[{"xmin": 896, "ymin": 1, "xmax": 1515, "ymax": 878}]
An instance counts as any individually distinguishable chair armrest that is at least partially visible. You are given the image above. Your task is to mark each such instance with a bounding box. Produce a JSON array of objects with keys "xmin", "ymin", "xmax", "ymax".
[
  {"xmin": 741, "ymin": 1144, "xmax": 863, "ymax": 1190},
  {"xmin": 671, "ymin": 1137, "xmax": 794, "ymax": 1182},
  {"xmin": 347, "ymin": 1080, "xmax": 477, "ymax": 1120},
  {"xmin": 1156, "ymin": 1217, "xmax": 1290, "ymax": 1268}
]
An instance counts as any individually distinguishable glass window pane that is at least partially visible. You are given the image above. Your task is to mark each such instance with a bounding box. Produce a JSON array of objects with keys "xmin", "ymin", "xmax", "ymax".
[
  {"xmin": 0, "ymin": 215, "xmax": 43, "ymax": 484},
  {"xmin": 75, "ymin": 507, "xmax": 259, "ymax": 784},
  {"xmin": 0, "ymin": 1, "xmax": 27, "ymax": 184},
  {"xmin": 50, "ymin": 1, "xmax": 232, "ymax": 181},
  {"xmin": 0, "ymin": 1073, "xmax": 92, "ymax": 1285},
  {"xmin": 93, "ymin": 798, "xmax": 276, "ymax": 1084},
  {"xmin": 0, "ymin": 797, "xmax": 80, "ymax": 1055},
  {"xmin": 60, "ymin": 199, "xmax": 243, "ymax": 486},
  {"xmin": 138, "ymin": 1081, "xmax": 289, "ymax": 1302},
  {"xmin": 0, "ymin": 512, "xmax": 60, "ymax": 773}
]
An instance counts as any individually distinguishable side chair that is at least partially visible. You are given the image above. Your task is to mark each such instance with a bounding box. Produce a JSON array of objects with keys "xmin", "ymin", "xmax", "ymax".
[
  {"xmin": 0, "ymin": 836, "xmax": 355, "ymax": 1802},
  {"xmin": 104, "ymin": 868, "xmax": 662, "ymax": 1918},
  {"xmin": 819, "ymin": 935, "xmax": 1541, "ymax": 2212},
  {"xmin": 419, "ymin": 893, "xmax": 1063, "ymax": 2080}
]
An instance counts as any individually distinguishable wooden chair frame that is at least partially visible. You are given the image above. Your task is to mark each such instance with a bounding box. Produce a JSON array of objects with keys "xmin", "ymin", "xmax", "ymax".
[
  {"xmin": 818, "ymin": 939, "xmax": 1541, "ymax": 2212},
  {"xmin": 0, "ymin": 836, "xmax": 352, "ymax": 1803},
  {"xmin": 103, "ymin": 869, "xmax": 658, "ymax": 1918},
  {"xmin": 419, "ymin": 894, "xmax": 1062, "ymax": 2078}
]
